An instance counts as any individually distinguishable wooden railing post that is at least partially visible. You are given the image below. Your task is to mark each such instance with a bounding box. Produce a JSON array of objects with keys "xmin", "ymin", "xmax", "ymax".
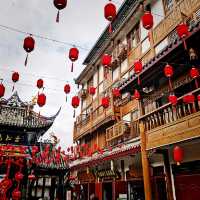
[{"xmin": 139, "ymin": 122, "xmax": 152, "ymax": 200}]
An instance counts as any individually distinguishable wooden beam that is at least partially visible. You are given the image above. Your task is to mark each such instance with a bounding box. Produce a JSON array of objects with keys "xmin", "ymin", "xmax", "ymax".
[{"xmin": 139, "ymin": 122, "xmax": 152, "ymax": 200}]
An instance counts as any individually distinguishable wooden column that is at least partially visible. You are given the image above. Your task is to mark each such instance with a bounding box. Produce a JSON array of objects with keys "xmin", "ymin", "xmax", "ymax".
[
  {"xmin": 157, "ymin": 149, "xmax": 174, "ymax": 200},
  {"xmin": 139, "ymin": 122, "xmax": 152, "ymax": 200}
]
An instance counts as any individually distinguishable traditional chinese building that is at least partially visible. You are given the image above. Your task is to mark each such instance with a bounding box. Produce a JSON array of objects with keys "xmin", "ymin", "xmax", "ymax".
[
  {"xmin": 0, "ymin": 92, "xmax": 69, "ymax": 200},
  {"xmin": 70, "ymin": 0, "xmax": 200, "ymax": 200}
]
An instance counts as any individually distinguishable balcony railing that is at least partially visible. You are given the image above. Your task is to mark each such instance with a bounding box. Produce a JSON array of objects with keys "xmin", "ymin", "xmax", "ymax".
[
  {"xmin": 140, "ymin": 88, "xmax": 200, "ymax": 132},
  {"xmin": 106, "ymin": 120, "xmax": 140, "ymax": 146}
]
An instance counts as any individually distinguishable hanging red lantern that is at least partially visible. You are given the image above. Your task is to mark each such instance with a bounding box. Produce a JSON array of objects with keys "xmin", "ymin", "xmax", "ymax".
[
  {"xmin": 37, "ymin": 93, "xmax": 46, "ymax": 107},
  {"xmin": 134, "ymin": 60, "xmax": 143, "ymax": 85},
  {"xmin": 190, "ymin": 67, "xmax": 199, "ymax": 88},
  {"xmin": 102, "ymin": 54, "xmax": 112, "ymax": 78},
  {"xmin": 15, "ymin": 172, "xmax": 24, "ymax": 182},
  {"xmin": 104, "ymin": 0, "xmax": 116, "ymax": 33},
  {"xmin": 71, "ymin": 96, "xmax": 80, "ymax": 118},
  {"xmin": 164, "ymin": 64, "xmax": 174, "ymax": 91},
  {"xmin": 54, "ymin": 0, "xmax": 67, "ymax": 23},
  {"xmin": 168, "ymin": 94, "xmax": 178, "ymax": 106},
  {"xmin": 23, "ymin": 36, "xmax": 35, "ymax": 66},
  {"xmin": 12, "ymin": 72, "xmax": 19, "ymax": 92},
  {"xmin": 69, "ymin": 47, "xmax": 79, "ymax": 72},
  {"xmin": 37, "ymin": 79, "xmax": 44, "ymax": 89},
  {"xmin": 0, "ymin": 82, "xmax": 5, "ymax": 98},
  {"xmin": 173, "ymin": 146, "xmax": 184, "ymax": 165},
  {"xmin": 183, "ymin": 94, "xmax": 195, "ymax": 104},
  {"xmin": 101, "ymin": 97, "xmax": 110, "ymax": 109},
  {"xmin": 141, "ymin": 11, "xmax": 153, "ymax": 30},
  {"xmin": 133, "ymin": 89, "xmax": 140, "ymax": 100},
  {"xmin": 64, "ymin": 84, "xmax": 70, "ymax": 102},
  {"xmin": 176, "ymin": 23, "xmax": 189, "ymax": 49},
  {"xmin": 28, "ymin": 174, "xmax": 36, "ymax": 180},
  {"xmin": 12, "ymin": 189, "xmax": 21, "ymax": 200},
  {"xmin": 112, "ymin": 88, "xmax": 121, "ymax": 98},
  {"xmin": 88, "ymin": 86, "xmax": 96, "ymax": 96}
]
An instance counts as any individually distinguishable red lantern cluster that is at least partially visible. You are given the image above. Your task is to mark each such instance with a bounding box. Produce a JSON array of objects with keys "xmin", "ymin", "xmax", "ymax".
[
  {"xmin": 104, "ymin": 0, "xmax": 116, "ymax": 33},
  {"xmin": 134, "ymin": 60, "xmax": 143, "ymax": 85},
  {"xmin": 173, "ymin": 146, "xmax": 184, "ymax": 165},
  {"xmin": 141, "ymin": 11, "xmax": 153, "ymax": 30},
  {"xmin": 71, "ymin": 96, "xmax": 80, "ymax": 118},
  {"xmin": 164, "ymin": 64, "xmax": 174, "ymax": 91},
  {"xmin": 101, "ymin": 97, "xmax": 110, "ymax": 109},
  {"xmin": 69, "ymin": 47, "xmax": 79, "ymax": 72},
  {"xmin": 54, "ymin": 0, "xmax": 67, "ymax": 23},
  {"xmin": 23, "ymin": 36, "xmax": 35, "ymax": 66},
  {"xmin": 112, "ymin": 88, "xmax": 121, "ymax": 98},
  {"xmin": 12, "ymin": 72, "xmax": 19, "ymax": 92},
  {"xmin": 64, "ymin": 84, "xmax": 71, "ymax": 102},
  {"xmin": 176, "ymin": 23, "xmax": 189, "ymax": 49},
  {"xmin": 88, "ymin": 86, "xmax": 96, "ymax": 96}
]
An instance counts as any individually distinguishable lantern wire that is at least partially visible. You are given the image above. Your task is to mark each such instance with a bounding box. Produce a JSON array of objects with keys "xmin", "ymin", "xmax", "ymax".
[{"xmin": 0, "ymin": 24, "xmax": 89, "ymax": 51}]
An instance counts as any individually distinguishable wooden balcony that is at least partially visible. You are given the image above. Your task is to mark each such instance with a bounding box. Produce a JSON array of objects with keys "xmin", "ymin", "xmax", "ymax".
[
  {"xmin": 106, "ymin": 120, "xmax": 140, "ymax": 146},
  {"xmin": 73, "ymin": 96, "xmax": 115, "ymax": 141},
  {"xmin": 140, "ymin": 88, "xmax": 200, "ymax": 150}
]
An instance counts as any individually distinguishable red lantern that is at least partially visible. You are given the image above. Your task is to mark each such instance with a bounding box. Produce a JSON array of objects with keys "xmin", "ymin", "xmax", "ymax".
[
  {"xmin": 142, "ymin": 11, "xmax": 153, "ymax": 30},
  {"xmin": 37, "ymin": 79, "xmax": 44, "ymax": 89},
  {"xmin": 15, "ymin": 172, "xmax": 24, "ymax": 182},
  {"xmin": 190, "ymin": 67, "xmax": 199, "ymax": 88},
  {"xmin": 54, "ymin": 0, "xmax": 67, "ymax": 23},
  {"xmin": 12, "ymin": 72, "xmax": 19, "ymax": 92},
  {"xmin": 104, "ymin": 0, "xmax": 116, "ymax": 33},
  {"xmin": 101, "ymin": 97, "xmax": 110, "ymax": 109},
  {"xmin": 197, "ymin": 94, "xmax": 200, "ymax": 107},
  {"xmin": 23, "ymin": 36, "xmax": 35, "ymax": 66},
  {"xmin": 64, "ymin": 84, "xmax": 70, "ymax": 102},
  {"xmin": 164, "ymin": 64, "xmax": 174, "ymax": 91},
  {"xmin": 0, "ymin": 82, "xmax": 5, "ymax": 98},
  {"xmin": 102, "ymin": 54, "xmax": 112, "ymax": 78},
  {"xmin": 173, "ymin": 146, "xmax": 184, "ymax": 165},
  {"xmin": 183, "ymin": 94, "xmax": 195, "ymax": 104},
  {"xmin": 28, "ymin": 174, "xmax": 36, "ymax": 180},
  {"xmin": 134, "ymin": 60, "xmax": 143, "ymax": 85},
  {"xmin": 37, "ymin": 93, "xmax": 46, "ymax": 107},
  {"xmin": 176, "ymin": 23, "xmax": 189, "ymax": 49},
  {"xmin": 12, "ymin": 189, "xmax": 21, "ymax": 200},
  {"xmin": 112, "ymin": 88, "xmax": 121, "ymax": 98},
  {"xmin": 69, "ymin": 47, "xmax": 79, "ymax": 72},
  {"xmin": 133, "ymin": 89, "xmax": 140, "ymax": 100},
  {"xmin": 71, "ymin": 96, "xmax": 80, "ymax": 118},
  {"xmin": 168, "ymin": 94, "xmax": 178, "ymax": 106},
  {"xmin": 89, "ymin": 86, "xmax": 96, "ymax": 96}
]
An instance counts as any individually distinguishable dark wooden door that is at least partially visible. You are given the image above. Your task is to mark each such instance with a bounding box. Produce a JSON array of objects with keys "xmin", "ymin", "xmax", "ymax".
[{"xmin": 175, "ymin": 174, "xmax": 200, "ymax": 200}]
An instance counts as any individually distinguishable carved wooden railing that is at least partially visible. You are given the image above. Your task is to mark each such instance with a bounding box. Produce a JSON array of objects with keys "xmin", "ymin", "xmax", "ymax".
[
  {"xmin": 140, "ymin": 88, "xmax": 200, "ymax": 132},
  {"xmin": 106, "ymin": 120, "xmax": 139, "ymax": 146}
]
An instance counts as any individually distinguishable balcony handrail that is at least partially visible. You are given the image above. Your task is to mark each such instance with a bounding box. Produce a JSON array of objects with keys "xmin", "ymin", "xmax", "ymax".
[{"xmin": 139, "ymin": 87, "xmax": 200, "ymax": 120}]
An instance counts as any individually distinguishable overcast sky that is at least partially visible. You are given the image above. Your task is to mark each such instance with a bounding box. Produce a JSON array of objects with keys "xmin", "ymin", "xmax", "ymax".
[{"xmin": 0, "ymin": 0, "xmax": 123, "ymax": 149}]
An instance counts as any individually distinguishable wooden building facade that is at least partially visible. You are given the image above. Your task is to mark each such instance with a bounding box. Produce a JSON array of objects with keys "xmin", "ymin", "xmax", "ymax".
[{"xmin": 71, "ymin": 0, "xmax": 200, "ymax": 200}]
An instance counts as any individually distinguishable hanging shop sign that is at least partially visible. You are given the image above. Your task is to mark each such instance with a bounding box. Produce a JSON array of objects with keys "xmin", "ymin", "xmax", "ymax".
[
  {"xmin": 78, "ymin": 171, "xmax": 95, "ymax": 183},
  {"xmin": 96, "ymin": 169, "xmax": 120, "ymax": 180}
]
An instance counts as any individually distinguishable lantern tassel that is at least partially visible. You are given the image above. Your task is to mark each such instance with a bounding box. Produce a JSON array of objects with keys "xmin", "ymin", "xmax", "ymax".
[
  {"xmin": 66, "ymin": 95, "xmax": 68, "ymax": 102},
  {"xmin": 12, "ymin": 84, "xmax": 15, "ymax": 92},
  {"xmin": 73, "ymin": 109, "xmax": 76, "ymax": 118},
  {"xmin": 109, "ymin": 23, "xmax": 112, "ymax": 34},
  {"xmin": 183, "ymin": 38, "xmax": 187, "ymax": 50},
  {"xmin": 71, "ymin": 62, "xmax": 74, "ymax": 72},
  {"xmin": 195, "ymin": 79, "xmax": 199, "ymax": 89},
  {"xmin": 137, "ymin": 75, "xmax": 141, "ymax": 85},
  {"xmin": 169, "ymin": 78, "xmax": 173, "ymax": 92},
  {"xmin": 25, "ymin": 53, "xmax": 28, "ymax": 66},
  {"xmin": 56, "ymin": 10, "xmax": 60, "ymax": 23}
]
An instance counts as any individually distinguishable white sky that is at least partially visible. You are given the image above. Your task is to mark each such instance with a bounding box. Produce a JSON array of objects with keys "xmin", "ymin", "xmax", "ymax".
[{"xmin": 0, "ymin": 0, "xmax": 123, "ymax": 149}]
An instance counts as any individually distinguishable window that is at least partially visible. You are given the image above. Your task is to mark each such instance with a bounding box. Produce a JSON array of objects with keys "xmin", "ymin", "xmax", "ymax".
[
  {"xmin": 99, "ymin": 65, "xmax": 104, "ymax": 83},
  {"xmin": 112, "ymin": 66, "xmax": 119, "ymax": 81},
  {"xmin": 164, "ymin": 0, "xmax": 174, "ymax": 12},
  {"xmin": 121, "ymin": 59, "xmax": 128, "ymax": 73},
  {"xmin": 127, "ymin": 24, "xmax": 140, "ymax": 51},
  {"xmin": 155, "ymin": 38, "xmax": 168, "ymax": 54},
  {"xmin": 123, "ymin": 113, "xmax": 131, "ymax": 121},
  {"xmin": 99, "ymin": 82, "xmax": 104, "ymax": 94},
  {"xmin": 152, "ymin": 0, "xmax": 165, "ymax": 28},
  {"xmin": 141, "ymin": 37, "xmax": 150, "ymax": 54}
]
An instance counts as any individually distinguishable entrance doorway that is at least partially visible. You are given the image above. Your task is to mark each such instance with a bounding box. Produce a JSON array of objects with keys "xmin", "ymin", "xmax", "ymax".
[{"xmin": 103, "ymin": 182, "xmax": 112, "ymax": 200}]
